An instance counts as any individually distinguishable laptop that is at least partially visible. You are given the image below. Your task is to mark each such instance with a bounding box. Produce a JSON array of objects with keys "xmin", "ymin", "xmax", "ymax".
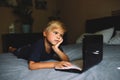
[{"xmin": 55, "ymin": 35, "xmax": 103, "ymax": 73}]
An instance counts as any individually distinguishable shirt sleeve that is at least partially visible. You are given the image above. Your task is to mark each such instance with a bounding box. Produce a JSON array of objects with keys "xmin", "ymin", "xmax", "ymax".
[{"xmin": 28, "ymin": 40, "xmax": 44, "ymax": 62}]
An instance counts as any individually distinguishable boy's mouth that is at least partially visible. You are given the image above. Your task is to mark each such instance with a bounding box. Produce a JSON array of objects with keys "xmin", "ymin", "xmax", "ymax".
[{"xmin": 54, "ymin": 40, "xmax": 59, "ymax": 43}]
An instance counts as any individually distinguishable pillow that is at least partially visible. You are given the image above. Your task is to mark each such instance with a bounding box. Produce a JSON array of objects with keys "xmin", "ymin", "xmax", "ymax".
[
  {"xmin": 76, "ymin": 33, "xmax": 92, "ymax": 44},
  {"xmin": 108, "ymin": 31, "xmax": 120, "ymax": 45},
  {"xmin": 62, "ymin": 44, "xmax": 82, "ymax": 61},
  {"xmin": 95, "ymin": 27, "xmax": 114, "ymax": 44},
  {"xmin": 76, "ymin": 27, "xmax": 114, "ymax": 44}
]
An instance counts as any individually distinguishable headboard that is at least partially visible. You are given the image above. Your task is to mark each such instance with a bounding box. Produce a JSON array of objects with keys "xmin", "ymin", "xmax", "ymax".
[{"xmin": 85, "ymin": 15, "xmax": 120, "ymax": 33}]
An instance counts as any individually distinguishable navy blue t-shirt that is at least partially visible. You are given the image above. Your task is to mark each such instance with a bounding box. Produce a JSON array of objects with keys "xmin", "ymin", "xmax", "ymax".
[
  {"xmin": 29, "ymin": 38, "xmax": 56, "ymax": 62},
  {"xmin": 13, "ymin": 37, "xmax": 62, "ymax": 62}
]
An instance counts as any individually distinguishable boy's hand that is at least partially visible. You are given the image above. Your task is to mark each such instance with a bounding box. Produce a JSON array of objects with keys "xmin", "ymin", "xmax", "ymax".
[
  {"xmin": 54, "ymin": 61, "xmax": 72, "ymax": 69},
  {"xmin": 55, "ymin": 38, "xmax": 63, "ymax": 47},
  {"xmin": 52, "ymin": 38, "xmax": 63, "ymax": 49}
]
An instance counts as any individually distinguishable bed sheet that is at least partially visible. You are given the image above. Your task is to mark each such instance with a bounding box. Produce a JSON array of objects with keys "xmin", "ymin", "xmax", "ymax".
[{"xmin": 0, "ymin": 44, "xmax": 120, "ymax": 80}]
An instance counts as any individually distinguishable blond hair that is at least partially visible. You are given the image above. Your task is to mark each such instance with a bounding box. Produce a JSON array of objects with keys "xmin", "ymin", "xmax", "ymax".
[{"xmin": 44, "ymin": 20, "xmax": 66, "ymax": 33}]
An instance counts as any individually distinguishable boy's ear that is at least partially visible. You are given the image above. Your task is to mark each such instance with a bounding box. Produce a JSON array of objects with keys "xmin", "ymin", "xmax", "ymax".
[{"xmin": 43, "ymin": 31, "xmax": 47, "ymax": 37}]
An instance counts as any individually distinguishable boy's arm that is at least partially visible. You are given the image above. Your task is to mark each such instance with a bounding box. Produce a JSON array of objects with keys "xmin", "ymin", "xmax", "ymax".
[
  {"xmin": 29, "ymin": 61, "xmax": 56, "ymax": 70},
  {"xmin": 52, "ymin": 47, "xmax": 69, "ymax": 61},
  {"xmin": 29, "ymin": 61, "xmax": 71, "ymax": 70},
  {"xmin": 52, "ymin": 39, "xmax": 70, "ymax": 61}
]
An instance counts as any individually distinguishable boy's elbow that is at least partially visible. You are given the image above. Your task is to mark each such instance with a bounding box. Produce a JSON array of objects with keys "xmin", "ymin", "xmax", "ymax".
[
  {"xmin": 29, "ymin": 63, "xmax": 35, "ymax": 70},
  {"xmin": 29, "ymin": 66, "xmax": 34, "ymax": 70},
  {"xmin": 28, "ymin": 61, "xmax": 37, "ymax": 70}
]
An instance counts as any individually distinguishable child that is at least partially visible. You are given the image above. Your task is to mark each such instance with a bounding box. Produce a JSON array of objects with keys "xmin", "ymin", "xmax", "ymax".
[{"xmin": 9, "ymin": 20, "xmax": 71, "ymax": 70}]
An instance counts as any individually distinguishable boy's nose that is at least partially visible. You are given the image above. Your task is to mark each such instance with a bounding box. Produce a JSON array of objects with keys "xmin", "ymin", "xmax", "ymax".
[{"xmin": 57, "ymin": 35, "xmax": 61, "ymax": 39}]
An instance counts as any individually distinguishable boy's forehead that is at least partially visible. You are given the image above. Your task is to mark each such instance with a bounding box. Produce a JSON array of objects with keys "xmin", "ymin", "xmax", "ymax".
[
  {"xmin": 50, "ymin": 26, "xmax": 63, "ymax": 31},
  {"xmin": 50, "ymin": 27, "xmax": 64, "ymax": 34}
]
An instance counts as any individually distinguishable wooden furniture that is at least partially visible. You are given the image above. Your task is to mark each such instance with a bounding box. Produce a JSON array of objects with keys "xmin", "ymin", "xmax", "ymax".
[
  {"xmin": 2, "ymin": 33, "xmax": 42, "ymax": 52},
  {"xmin": 85, "ymin": 15, "xmax": 120, "ymax": 33},
  {"xmin": 2, "ymin": 33, "xmax": 67, "ymax": 52}
]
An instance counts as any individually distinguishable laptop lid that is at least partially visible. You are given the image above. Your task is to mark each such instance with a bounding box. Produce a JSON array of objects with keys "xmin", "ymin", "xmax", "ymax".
[
  {"xmin": 55, "ymin": 35, "xmax": 103, "ymax": 73},
  {"xmin": 82, "ymin": 35, "xmax": 103, "ymax": 71}
]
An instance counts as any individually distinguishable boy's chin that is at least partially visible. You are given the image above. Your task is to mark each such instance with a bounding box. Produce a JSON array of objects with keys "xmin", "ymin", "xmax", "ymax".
[{"xmin": 51, "ymin": 43, "xmax": 57, "ymax": 46}]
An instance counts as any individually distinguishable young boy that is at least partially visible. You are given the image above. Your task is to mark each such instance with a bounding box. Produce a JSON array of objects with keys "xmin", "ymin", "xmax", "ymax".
[{"xmin": 9, "ymin": 20, "xmax": 71, "ymax": 70}]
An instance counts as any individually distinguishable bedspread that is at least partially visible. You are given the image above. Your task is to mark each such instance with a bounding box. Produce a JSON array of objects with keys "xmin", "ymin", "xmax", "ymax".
[{"xmin": 0, "ymin": 44, "xmax": 120, "ymax": 80}]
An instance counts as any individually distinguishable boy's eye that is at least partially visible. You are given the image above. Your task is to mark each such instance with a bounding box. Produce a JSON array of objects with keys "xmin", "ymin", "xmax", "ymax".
[
  {"xmin": 53, "ymin": 31, "xmax": 63, "ymax": 37},
  {"xmin": 54, "ymin": 32, "xmax": 58, "ymax": 34},
  {"xmin": 53, "ymin": 31, "xmax": 58, "ymax": 34},
  {"xmin": 60, "ymin": 34, "xmax": 63, "ymax": 38}
]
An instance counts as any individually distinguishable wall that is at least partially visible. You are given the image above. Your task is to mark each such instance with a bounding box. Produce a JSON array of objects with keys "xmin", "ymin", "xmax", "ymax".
[
  {"xmin": 32, "ymin": 0, "xmax": 58, "ymax": 32},
  {"xmin": 0, "ymin": 0, "xmax": 57, "ymax": 53},
  {"xmin": 0, "ymin": 7, "xmax": 15, "ymax": 53},
  {"xmin": 57, "ymin": 0, "xmax": 120, "ymax": 43},
  {"xmin": 0, "ymin": 0, "xmax": 120, "ymax": 52}
]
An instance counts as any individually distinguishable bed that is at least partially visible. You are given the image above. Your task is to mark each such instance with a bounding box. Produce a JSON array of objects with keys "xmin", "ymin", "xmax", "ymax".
[{"xmin": 0, "ymin": 15, "xmax": 120, "ymax": 80}]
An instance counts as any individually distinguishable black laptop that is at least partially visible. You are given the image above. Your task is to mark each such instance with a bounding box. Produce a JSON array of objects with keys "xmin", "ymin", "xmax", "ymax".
[{"xmin": 55, "ymin": 35, "xmax": 103, "ymax": 73}]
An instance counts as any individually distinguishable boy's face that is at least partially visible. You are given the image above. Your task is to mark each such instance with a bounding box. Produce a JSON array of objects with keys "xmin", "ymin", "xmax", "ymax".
[{"xmin": 44, "ymin": 27, "xmax": 64, "ymax": 45}]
